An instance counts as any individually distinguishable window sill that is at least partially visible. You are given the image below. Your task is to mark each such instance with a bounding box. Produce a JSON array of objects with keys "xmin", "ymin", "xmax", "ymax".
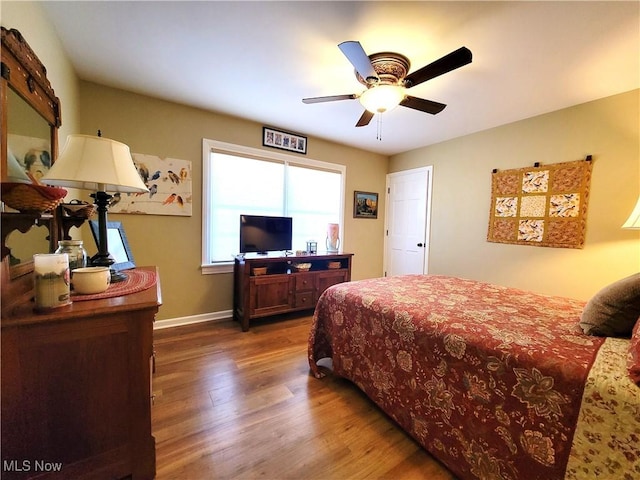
[{"xmin": 201, "ymin": 263, "xmax": 233, "ymax": 275}]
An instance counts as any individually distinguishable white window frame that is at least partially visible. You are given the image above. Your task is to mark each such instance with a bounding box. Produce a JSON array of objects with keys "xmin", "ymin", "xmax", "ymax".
[{"xmin": 201, "ymin": 139, "xmax": 346, "ymax": 274}]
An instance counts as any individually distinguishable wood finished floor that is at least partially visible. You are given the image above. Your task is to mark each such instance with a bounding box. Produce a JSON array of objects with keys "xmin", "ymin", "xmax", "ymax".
[{"xmin": 152, "ymin": 314, "xmax": 457, "ymax": 480}]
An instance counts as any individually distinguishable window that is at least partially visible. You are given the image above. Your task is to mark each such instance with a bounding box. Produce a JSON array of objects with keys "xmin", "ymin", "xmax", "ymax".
[{"xmin": 202, "ymin": 139, "xmax": 345, "ymax": 273}]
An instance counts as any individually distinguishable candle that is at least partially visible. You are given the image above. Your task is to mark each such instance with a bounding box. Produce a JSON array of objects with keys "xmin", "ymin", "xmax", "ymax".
[{"xmin": 33, "ymin": 253, "xmax": 71, "ymax": 311}]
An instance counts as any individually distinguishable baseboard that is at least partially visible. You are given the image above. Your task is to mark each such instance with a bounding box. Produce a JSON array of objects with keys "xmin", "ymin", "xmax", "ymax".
[{"xmin": 154, "ymin": 310, "xmax": 233, "ymax": 330}]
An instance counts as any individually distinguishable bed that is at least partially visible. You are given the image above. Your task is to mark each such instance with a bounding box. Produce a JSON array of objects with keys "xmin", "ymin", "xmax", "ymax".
[{"xmin": 308, "ymin": 275, "xmax": 640, "ymax": 480}]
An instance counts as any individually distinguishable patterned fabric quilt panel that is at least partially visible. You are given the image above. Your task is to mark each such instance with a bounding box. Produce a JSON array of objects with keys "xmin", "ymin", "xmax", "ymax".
[{"xmin": 308, "ymin": 275, "xmax": 607, "ymax": 480}]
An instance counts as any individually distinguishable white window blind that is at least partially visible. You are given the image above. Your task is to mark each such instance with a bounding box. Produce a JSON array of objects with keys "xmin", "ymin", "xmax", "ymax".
[{"xmin": 202, "ymin": 140, "xmax": 345, "ymax": 273}]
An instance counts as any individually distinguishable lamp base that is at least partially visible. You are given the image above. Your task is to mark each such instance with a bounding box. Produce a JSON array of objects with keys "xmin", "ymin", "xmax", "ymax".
[
  {"xmin": 110, "ymin": 269, "xmax": 128, "ymax": 283},
  {"xmin": 89, "ymin": 254, "xmax": 127, "ymax": 283}
]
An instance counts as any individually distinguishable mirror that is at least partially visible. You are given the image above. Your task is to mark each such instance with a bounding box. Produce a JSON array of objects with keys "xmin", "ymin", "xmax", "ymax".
[
  {"xmin": 5, "ymin": 88, "xmax": 52, "ymax": 261},
  {"xmin": 1, "ymin": 27, "xmax": 62, "ymax": 294},
  {"xmin": 7, "ymin": 87, "xmax": 52, "ymax": 183}
]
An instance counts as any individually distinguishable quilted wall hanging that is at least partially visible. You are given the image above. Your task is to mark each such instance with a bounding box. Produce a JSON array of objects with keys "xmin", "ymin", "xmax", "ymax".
[{"xmin": 487, "ymin": 157, "xmax": 593, "ymax": 249}]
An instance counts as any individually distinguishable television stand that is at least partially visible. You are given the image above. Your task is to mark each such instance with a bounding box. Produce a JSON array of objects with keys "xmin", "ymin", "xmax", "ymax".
[{"xmin": 233, "ymin": 252, "xmax": 353, "ymax": 331}]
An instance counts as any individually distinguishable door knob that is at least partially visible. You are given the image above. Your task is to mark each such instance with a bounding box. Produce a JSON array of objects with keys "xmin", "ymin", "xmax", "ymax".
[{"xmin": 417, "ymin": 243, "xmax": 424, "ymax": 247}]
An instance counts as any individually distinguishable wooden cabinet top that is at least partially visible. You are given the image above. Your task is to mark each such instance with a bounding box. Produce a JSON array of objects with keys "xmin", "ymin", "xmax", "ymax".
[
  {"xmin": 235, "ymin": 252, "xmax": 353, "ymax": 264},
  {"xmin": 1, "ymin": 266, "xmax": 162, "ymax": 328}
]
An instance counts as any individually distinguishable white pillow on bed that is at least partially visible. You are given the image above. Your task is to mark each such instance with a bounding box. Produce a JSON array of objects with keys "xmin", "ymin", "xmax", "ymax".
[{"xmin": 580, "ymin": 273, "xmax": 640, "ymax": 337}]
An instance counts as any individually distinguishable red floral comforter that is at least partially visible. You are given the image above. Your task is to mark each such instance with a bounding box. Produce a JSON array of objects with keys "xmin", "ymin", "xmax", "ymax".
[{"xmin": 308, "ymin": 275, "xmax": 612, "ymax": 480}]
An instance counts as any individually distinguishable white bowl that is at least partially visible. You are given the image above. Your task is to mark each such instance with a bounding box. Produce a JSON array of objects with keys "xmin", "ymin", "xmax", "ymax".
[{"xmin": 72, "ymin": 266, "xmax": 111, "ymax": 294}]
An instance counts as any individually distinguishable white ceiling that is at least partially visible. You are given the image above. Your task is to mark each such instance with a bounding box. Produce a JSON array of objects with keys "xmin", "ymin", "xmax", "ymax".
[{"xmin": 40, "ymin": 1, "xmax": 639, "ymax": 156}]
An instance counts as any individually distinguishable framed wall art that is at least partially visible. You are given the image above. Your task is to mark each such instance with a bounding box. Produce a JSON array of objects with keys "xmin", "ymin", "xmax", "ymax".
[
  {"xmin": 109, "ymin": 153, "xmax": 192, "ymax": 216},
  {"xmin": 487, "ymin": 158, "xmax": 593, "ymax": 249},
  {"xmin": 354, "ymin": 191, "xmax": 378, "ymax": 219},
  {"xmin": 263, "ymin": 126, "xmax": 307, "ymax": 154}
]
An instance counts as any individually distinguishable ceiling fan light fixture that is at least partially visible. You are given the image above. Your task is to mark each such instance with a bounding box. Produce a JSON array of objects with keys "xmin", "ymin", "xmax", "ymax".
[{"xmin": 359, "ymin": 85, "xmax": 406, "ymax": 114}]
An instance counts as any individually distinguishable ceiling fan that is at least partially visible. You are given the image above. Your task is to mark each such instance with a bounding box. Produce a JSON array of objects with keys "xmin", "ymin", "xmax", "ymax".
[{"xmin": 302, "ymin": 41, "xmax": 472, "ymax": 127}]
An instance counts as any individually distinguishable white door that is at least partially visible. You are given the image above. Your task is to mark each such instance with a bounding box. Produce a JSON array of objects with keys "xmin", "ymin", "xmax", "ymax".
[{"xmin": 383, "ymin": 166, "xmax": 432, "ymax": 277}]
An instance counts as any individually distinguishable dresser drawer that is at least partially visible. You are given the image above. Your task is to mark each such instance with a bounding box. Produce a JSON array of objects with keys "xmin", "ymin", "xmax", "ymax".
[
  {"xmin": 295, "ymin": 291, "xmax": 316, "ymax": 308},
  {"xmin": 294, "ymin": 273, "xmax": 316, "ymax": 292}
]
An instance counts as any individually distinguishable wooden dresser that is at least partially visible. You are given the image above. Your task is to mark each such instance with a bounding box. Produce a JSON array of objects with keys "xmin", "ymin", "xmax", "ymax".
[
  {"xmin": 233, "ymin": 252, "xmax": 353, "ymax": 331},
  {"xmin": 1, "ymin": 266, "xmax": 161, "ymax": 480}
]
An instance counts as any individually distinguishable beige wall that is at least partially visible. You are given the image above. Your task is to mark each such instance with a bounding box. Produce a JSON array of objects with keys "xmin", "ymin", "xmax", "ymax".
[
  {"xmin": 390, "ymin": 89, "xmax": 640, "ymax": 300},
  {"xmin": 4, "ymin": 1, "xmax": 638, "ymax": 319},
  {"xmin": 78, "ymin": 82, "xmax": 388, "ymax": 320}
]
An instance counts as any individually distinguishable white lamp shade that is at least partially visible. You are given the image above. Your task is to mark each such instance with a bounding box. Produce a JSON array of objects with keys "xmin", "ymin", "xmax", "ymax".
[
  {"xmin": 622, "ymin": 195, "xmax": 640, "ymax": 229},
  {"xmin": 42, "ymin": 134, "xmax": 149, "ymax": 193},
  {"xmin": 359, "ymin": 85, "xmax": 406, "ymax": 114}
]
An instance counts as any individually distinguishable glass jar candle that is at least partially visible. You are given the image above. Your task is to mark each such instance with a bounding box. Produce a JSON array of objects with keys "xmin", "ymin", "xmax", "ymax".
[
  {"xmin": 55, "ymin": 240, "xmax": 88, "ymax": 271},
  {"xmin": 33, "ymin": 253, "xmax": 71, "ymax": 311}
]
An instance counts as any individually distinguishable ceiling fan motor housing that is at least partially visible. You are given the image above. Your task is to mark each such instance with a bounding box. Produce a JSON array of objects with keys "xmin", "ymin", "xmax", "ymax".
[{"xmin": 356, "ymin": 52, "xmax": 411, "ymax": 87}]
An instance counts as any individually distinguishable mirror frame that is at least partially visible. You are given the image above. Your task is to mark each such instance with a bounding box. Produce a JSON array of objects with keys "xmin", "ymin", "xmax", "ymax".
[
  {"xmin": 1, "ymin": 27, "xmax": 61, "ymax": 179},
  {"xmin": 1, "ymin": 27, "xmax": 62, "ymax": 304}
]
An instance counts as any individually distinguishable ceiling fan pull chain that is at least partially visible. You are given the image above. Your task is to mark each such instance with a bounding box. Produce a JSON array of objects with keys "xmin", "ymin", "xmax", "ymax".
[{"xmin": 377, "ymin": 114, "xmax": 383, "ymax": 141}]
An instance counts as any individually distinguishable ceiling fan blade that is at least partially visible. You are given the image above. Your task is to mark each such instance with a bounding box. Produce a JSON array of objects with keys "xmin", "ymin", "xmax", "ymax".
[
  {"xmin": 400, "ymin": 96, "xmax": 447, "ymax": 115},
  {"xmin": 355, "ymin": 110, "xmax": 374, "ymax": 127},
  {"xmin": 302, "ymin": 94, "xmax": 357, "ymax": 104},
  {"xmin": 338, "ymin": 41, "xmax": 379, "ymax": 83},
  {"xmin": 404, "ymin": 47, "xmax": 472, "ymax": 88}
]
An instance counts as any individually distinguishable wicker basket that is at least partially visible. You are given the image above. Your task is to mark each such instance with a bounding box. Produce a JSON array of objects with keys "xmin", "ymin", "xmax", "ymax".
[
  {"xmin": 1, "ymin": 182, "xmax": 67, "ymax": 213},
  {"xmin": 61, "ymin": 201, "xmax": 97, "ymax": 219},
  {"xmin": 292, "ymin": 263, "xmax": 312, "ymax": 272}
]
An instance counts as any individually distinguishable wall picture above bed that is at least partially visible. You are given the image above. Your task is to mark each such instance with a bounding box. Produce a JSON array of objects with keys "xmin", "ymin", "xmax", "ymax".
[{"xmin": 487, "ymin": 158, "xmax": 592, "ymax": 248}]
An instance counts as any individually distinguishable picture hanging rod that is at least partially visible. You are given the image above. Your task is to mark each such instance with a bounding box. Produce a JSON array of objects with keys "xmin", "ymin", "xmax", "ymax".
[{"xmin": 492, "ymin": 154, "xmax": 593, "ymax": 173}]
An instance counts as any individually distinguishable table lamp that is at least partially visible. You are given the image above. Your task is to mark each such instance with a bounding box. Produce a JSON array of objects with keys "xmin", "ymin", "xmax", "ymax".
[
  {"xmin": 622, "ymin": 195, "xmax": 640, "ymax": 229},
  {"xmin": 41, "ymin": 132, "xmax": 148, "ymax": 282}
]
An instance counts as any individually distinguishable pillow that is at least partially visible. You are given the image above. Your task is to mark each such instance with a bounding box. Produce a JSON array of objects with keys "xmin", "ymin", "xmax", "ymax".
[
  {"xmin": 579, "ymin": 273, "xmax": 640, "ymax": 337},
  {"xmin": 628, "ymin": 320, "xmax": 640, "ymax": 385}
]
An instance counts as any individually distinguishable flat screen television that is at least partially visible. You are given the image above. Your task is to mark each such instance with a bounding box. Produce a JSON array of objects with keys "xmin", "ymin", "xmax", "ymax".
[{"xmin": 239, "ymin": 214, "xmax": 293, "ymax": 254}]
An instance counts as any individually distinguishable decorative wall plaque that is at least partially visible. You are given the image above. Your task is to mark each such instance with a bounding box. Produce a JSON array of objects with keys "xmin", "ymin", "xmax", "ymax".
[{"xmin": 487, "ymin": 159, "xmax": 592, "ymax": 248}]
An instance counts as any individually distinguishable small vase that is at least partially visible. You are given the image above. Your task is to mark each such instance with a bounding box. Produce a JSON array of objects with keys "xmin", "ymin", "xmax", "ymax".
[{"xmin": 326, "ymin": 223, "xmax": 340, "ymax": 253}]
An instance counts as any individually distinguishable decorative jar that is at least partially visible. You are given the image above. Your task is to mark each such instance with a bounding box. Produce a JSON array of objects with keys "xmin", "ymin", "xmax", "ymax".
[{"xmin": 55, "ymin": 240, "xmax": 88, "ymax": 271}]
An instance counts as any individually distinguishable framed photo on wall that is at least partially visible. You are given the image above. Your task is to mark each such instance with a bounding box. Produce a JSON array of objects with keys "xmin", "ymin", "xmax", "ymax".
[
  {"xmin": 353, "ymin": 191, "xmax": 378, "ymax": 219},
  {"xmin": 263, "ymin": 126, "xmax": 307, "ymax": 154}
]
